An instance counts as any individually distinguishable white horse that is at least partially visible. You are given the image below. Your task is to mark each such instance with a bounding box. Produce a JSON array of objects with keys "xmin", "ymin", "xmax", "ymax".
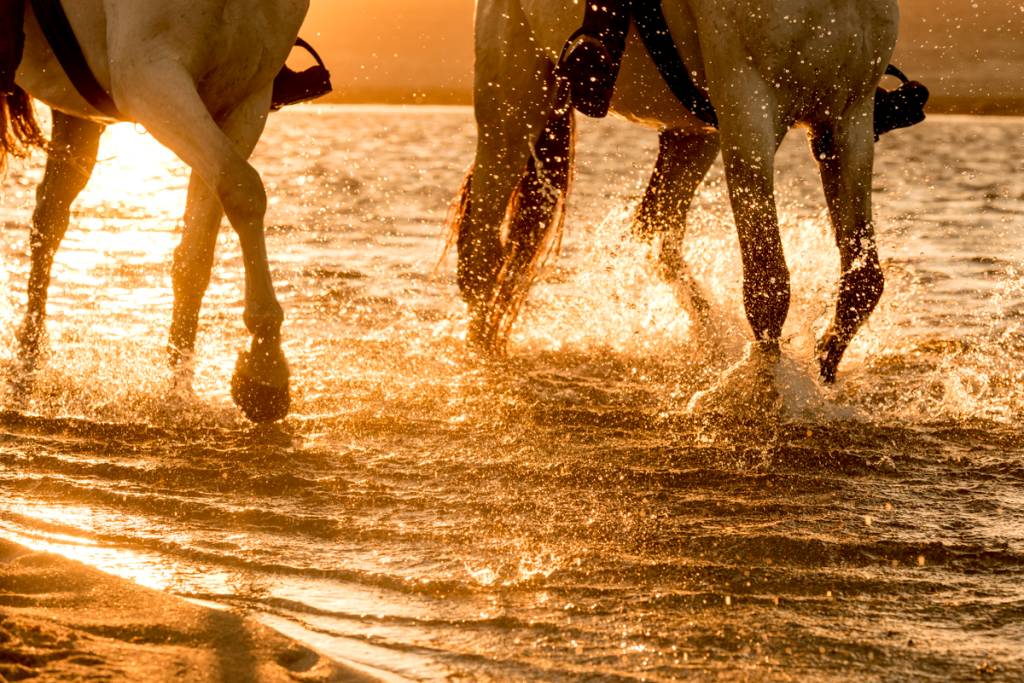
[
  {"xmin": 450, "ymin": 0, "xmax": 898, "ymax": 385},
  {"xmin": 2, "ymin": 0, "xmax": 310, "ymax": 422}
]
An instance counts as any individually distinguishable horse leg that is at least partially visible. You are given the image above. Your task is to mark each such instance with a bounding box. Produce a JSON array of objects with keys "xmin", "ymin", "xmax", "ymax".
[
  {"xmin": 633, "ymin": 130, "xmax": 719, "ymax": 239},
  {"xmin": 685, "ymin": 83, "xmax": 789, "ymax": 414},
  {"xmin": 454, "ymin": 0, "xmax": 558, "ymax": 350},
  {"xmin": 810, "ymin": 101, "xmax": 883, "ymax": 383},
  {"xmin": 716, "ymin": 99, "xmax": 790, "ymax": 353},
  {"xmin": 632, "ymin": 129, "xmax": 722, "ymax": 344},
  {"xmin": 115, "ymin": 64, "xmax": 286, "ymax": 422},
  {"xmin": 14, "ymin": 111, "xmax": 104, "ymax": 390},
  {"xmin": 168, "ymin": 92, "xmax": 270, "ymax": 394}
]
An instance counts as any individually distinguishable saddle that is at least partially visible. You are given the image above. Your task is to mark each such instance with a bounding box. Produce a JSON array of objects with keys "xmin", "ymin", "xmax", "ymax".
[
  {"xmin": 558, "ymin": 0, "xmax": 928, "ymax": 139},
  {"xmin": 28, "ymin": 0, "xmax": 332, "ymax": 119}
]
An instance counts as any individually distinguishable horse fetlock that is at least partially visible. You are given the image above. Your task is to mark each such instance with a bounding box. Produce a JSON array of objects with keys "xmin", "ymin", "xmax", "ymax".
[
  {"xmin": 242, "ymin": 304, "xmax": 284, "ymax": 341},
  {"xmin": 816, "ymin": 331, "xmax": 845, "ymax": 384}
]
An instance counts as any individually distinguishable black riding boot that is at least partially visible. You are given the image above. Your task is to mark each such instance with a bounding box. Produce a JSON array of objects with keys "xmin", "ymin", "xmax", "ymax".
[
  {"xmin": 0, "ymin": 0, "xmax": 26, "ymax": 95},
  {"xmin": 558, "ymin": 1, "xmax": 633, "ymax": 118},
  {"xmin": 873, "ymin": 66, "xmax": 929, "ymax": 140}
]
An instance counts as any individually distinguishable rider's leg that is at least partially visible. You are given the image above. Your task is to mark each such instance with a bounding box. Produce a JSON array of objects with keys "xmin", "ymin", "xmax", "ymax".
[
  {"xmin": 0, "ymin": 0, "xmax": 26, "ymax": 95},
  {"xmin": 560, "ymin": 0, "xmax": 633, "ymax": 118}
]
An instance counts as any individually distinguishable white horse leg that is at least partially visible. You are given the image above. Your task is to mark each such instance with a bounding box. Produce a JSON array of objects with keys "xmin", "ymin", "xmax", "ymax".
[
  {"xmin": 168, "ymin": 93, "xmax": 270, "ymax": 393},
  {"xmin": 715, "ymin": 87, "xmax": 790, "ymax": 350},
  {"xmin": 632, "ymin": 130, "xmax": 723, "ymax": 345},
  {"xmin": 14, "ymin": 112, "xmax": 104, "ymax": 389},
  {"xmin": 456, "ymin": 0, "xmax": 558, "ymax": 350},
  {"xmin": 115, "ymin": 64, "xmax": 286, "ymax": 422},
  {"xmin": 810, "ymin": 100, "xmax": 884, "ymax": 383},
  {"xmin": 167, "ymin": 173, "xmax": 221, "ymax": 387},
  {"xmin": 686, "ymin": 79, "xmax": 790, "ymax": 414}
]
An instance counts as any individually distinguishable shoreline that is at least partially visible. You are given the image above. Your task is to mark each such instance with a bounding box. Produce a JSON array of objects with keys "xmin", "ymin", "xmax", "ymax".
[
  {"xmin": 0, "ymin": 539, "xmax": 382, "ymax": 682},
  {"xmin": 315, "ymin": 92, "xmax": 1024, "ymax": 117}
]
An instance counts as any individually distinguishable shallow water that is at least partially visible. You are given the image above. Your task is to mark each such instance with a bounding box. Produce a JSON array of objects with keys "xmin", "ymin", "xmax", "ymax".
[{"xmin": 1, "ymin": 107, "xmax": 1023, "ymax": 680}]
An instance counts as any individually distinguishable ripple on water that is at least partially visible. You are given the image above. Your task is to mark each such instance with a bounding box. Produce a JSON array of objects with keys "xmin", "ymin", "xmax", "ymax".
[{"xmin": 0, "ymin": 110, "xmax": 1023, "ymax": 679}]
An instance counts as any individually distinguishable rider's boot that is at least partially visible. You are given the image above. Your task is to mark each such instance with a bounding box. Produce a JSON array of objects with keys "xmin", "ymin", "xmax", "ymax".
[
  {"xmin": 558, "ymin": 1, "xmax": 632, "ymax": 118},
  {"xmin": 0, "ymin": 0, "xmax": 26, "ymax": 96},
  {"xmin": 873, "ymin": 66, "xmax": 929, "ymax": 140}
]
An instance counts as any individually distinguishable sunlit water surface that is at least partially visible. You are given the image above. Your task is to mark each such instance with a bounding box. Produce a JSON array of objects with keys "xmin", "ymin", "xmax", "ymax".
[{"xmin": 1, "ymin": 107, "xmax": 1023, "ymax": 681}]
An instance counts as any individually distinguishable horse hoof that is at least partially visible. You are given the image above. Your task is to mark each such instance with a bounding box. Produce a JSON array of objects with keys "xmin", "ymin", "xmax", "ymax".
[
  {"xmin": 816, "ymin": 335, "xmax": 842, "ymax": 384},
  {"xmin": 231, "ymin": 351, "xmax": 290, "ymax": 423}
]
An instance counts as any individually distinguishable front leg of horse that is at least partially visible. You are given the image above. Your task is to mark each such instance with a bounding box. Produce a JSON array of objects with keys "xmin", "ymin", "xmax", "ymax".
[
  {"xmin": 689, "ymin": 95, "xmax": 790, "ymax": 415},
  {"xmin": 167, "ymin": 93, "xmax": 274, "ymax": 403},
  {"xmin": 811, "ymin": 111, "xmax": 884, "ymax": 383}
]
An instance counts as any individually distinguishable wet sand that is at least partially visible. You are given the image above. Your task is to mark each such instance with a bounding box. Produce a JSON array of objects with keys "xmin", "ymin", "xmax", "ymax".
[{"xmin": 0, "ymin": 540, "xmax": 379, "ymax": 682}]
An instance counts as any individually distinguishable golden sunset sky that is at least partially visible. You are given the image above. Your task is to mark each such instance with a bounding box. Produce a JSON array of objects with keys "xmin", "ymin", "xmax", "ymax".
[{"xmin": 303, "ymin": 0, "xmax": 1023, "ymax": 111}]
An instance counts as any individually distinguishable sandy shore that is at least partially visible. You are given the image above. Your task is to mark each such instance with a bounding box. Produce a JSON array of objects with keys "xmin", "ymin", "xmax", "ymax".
[{"xmin": 0, "ymin": 540, "xmax": 379, "ymax": 682}]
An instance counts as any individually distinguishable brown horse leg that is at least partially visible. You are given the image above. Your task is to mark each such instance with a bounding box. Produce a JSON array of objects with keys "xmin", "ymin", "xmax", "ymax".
[
  {"xmin": 811, "ymin": 101, "xmax": 884, "ymax": 383},
  {"xmin": 15, "ymin": 112, "xmax": 104, "ymax": 387}
]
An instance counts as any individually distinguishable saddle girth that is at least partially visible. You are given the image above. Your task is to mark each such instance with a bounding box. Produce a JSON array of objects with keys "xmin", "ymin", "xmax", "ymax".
[
  {"xmin": 559, "ymin": 1, "xmax": 928, "ymax": 139},
  {"xmin": 30, "ymin": 0, "xmax": 122, "ymax": 118},
  {"xmin": 28, "ymin": 0, "xmax": 332, "ymax": 119}
]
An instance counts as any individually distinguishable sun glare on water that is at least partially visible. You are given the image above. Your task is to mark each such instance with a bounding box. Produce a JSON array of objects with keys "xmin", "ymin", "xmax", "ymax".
[{"xmin": 78, "ymin": 122, "xmax": 189, "ymax": 220}]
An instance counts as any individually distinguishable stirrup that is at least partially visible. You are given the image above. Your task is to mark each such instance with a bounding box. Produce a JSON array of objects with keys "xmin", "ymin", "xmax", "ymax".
[
  {"xmin": 271, "ymin": 38, "xmax": 333, "ymax": 111},
  {"xmin": 874, "ymin": 65, "xmax": 929, "ymax": 140},
  {"xmin": 558, "ymin": 33, "xmax": 617, "ymax": 119}
]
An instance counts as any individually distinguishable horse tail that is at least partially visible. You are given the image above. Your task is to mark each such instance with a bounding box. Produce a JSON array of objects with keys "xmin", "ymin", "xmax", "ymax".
[
  {"xmin": 441, "ymin": 165, "xmax": 474, "ymax": 267},
  {"xmin": 488, "ymin": 106, "xmax": 576, "ymax": 344},
  {"xmin": 0, "ymin": 86, "xmax": 45, "ymax": 174}
]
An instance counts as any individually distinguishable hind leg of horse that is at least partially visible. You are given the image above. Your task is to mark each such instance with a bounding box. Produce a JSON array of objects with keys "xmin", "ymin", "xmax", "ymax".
[
  {"xmin": 116, "ymin": 64, "xmax": 286, "ymax": 422},
  {"xmin": 811, "ymin": 102, "xmax": 883, "ymax": 383},
  {"xmin": 14, "ymin": 112, "xmax": 104, "ymax": 388},
  {"xmin": 458, "ymin": 0, "xmax": 558, "ymax": 349},
  {"xmin": 633, "ymin": 130, "xmax": 720, "ymax": 336},
  {"xmin": 168, "ymin": 93, "xmax": 270, "ymax": 393}
]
